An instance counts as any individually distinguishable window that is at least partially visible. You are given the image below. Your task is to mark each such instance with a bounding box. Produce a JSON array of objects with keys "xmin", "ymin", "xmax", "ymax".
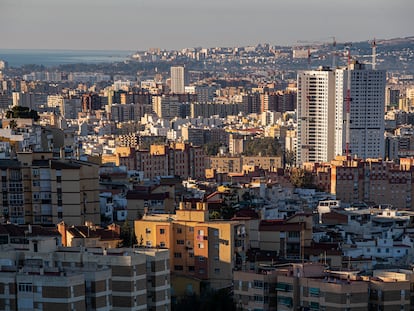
[
  {"xmin": 198, "ymin": 243, "xmax": 204, "ymax": 249},
  {"xmin": 288, "ymin": 231, "xmax": 300, "ymax": 238},
  {"xmin": 18, "ymin": 283, "xmax": 33, "ymax": 292},
  {"xmin": 174, "ymin": 265, "xmax": 183, "ymax": 271},
  {"xmin": 188, "ymin": 266, "xmax": 195, "ymax": 272},
  {"xmin": 177, "ymin": 240, "xmax": 184, "ymax": 245},
  {"xmin": 174, "ymin": 252, "xmax": 182, "ymax": 258},
  {"xmin": 160, "ymin": 242, "xmax": 166, "ymax": 247},
  {"xmin": 199, "ymin": 268, "xmax": 205, "ymax": 274},
  {"xmin": 198, "ymin": 256, "xmax": 205, "ymax": 262},
  {"xmin": 254, "ymin": 295, "xmax": 263, "ymax": 302},
  {"xmin": 214, "ymin": 268, "xmax": 220, "ymax": 274},
  {"xmin": 177, "ymin": 228, "xmax": 182, "ymax": 234},
  {"xmin": 160, "ymin": 228, "xmax": 165, "ymax": 234},
  {"xmin": 198, "ymin": 229, "xmax": 204, "ymax": 236}
]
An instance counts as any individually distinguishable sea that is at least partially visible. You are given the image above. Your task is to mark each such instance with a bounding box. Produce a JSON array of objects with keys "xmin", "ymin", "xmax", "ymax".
[{"xmin": 0, "ymin": 49, "xmax": 133, "ymax": 67}]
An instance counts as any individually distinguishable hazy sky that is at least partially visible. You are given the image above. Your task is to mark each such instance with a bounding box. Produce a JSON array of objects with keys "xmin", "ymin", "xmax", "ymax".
[{"xmin": 1, "ymin": 0, "xmax": 413, "ymax": 51}]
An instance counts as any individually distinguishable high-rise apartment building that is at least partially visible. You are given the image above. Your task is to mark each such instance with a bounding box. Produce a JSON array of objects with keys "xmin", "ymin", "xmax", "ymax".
[
  {"xmin": 170, "ymin": 66, "xmax": 186, "ymax": 94},
  {"xmin": 297, "ymin": 67, "xmax": 336, "ymax": 165},
  {"xmin": 335, "ymin": 62, "xmax": 386, "ymax": 160},
  {"xmin": 297, "ymin": 62, "xmax": 386, "ymax": 165}
]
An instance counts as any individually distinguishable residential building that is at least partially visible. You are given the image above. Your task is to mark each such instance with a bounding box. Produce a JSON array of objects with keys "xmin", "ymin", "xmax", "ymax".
[
  {"xmin": 134, "ymin": 202, "xmax": 248, "ymax": 292},
  {"xmin": 335, "ymin": 61, "xmax": 386, "ymax": 159},
  {"xmin": 297, "ymin": 67, "xmax": 336, "ymax": 165},
  {"xmin": 297, "ymin": 62, "xmax": 386, "ymax": 165},
  {"xmin": 137, "ymin": 143, "xmax": 205, "ymax": 180},
  {"xmin": 170, "ymin": 66, "xmax": 186, "ymax": 94},
  {"xmin": 233, "ymin": 269, "xmax": 279, "ymax": 311},
  {"xmin": 0, "ymin": 241, "xmax": 171, "ymax": 311},
  {"xmin": 258, "ymin": 213, "xmax": 313, "ymax": 260},
  {"xmin": 330, "ymin": 156, "xmax": 412, "ymax": 209},
  {"xmin": 0, "ymin": 151, "xmax": 100, "ymax": 225},
  {"xmin": 208, "ymin": 155, "xmax": 282, "ymax": 174}
]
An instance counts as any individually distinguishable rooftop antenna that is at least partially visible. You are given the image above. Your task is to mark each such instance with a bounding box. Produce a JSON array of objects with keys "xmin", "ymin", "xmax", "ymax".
[{"xmin": 371, "ymin": 38, "xmax": 377, "ymax": 70}]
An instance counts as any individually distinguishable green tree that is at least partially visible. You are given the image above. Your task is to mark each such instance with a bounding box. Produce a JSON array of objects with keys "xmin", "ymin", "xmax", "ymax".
[
  {"xmin": 6, "ymin": 106, "xmax": 40, "ymax": 121},
  {"xmin": 284, "ymin": 149, "xmax": 296, "ymax": 168},
  {"xmin": 243, "ymin": 137, "xmax": 282, "ymax": 156},
  {"xmin": 203, "ymin": 142, "xmax": 222, "ymax": 156},
  {"xmin": 209, "ymin": 211, "xmax": 221, "ymax": 219},
  {"xmin": 8, "ymin": 119, "xmax": 17, "ymax": 130},
  {"xmin": 289, "ymin": 168, "xmax": 315, "ymax": 189},
  {"xmin": 120, "ymin": 221, "xmax": 137, "ymax": 247}
]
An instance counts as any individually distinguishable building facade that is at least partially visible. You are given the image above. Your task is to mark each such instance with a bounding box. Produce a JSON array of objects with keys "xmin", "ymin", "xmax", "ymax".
[
  {"xmin": 297, "ymin": 68, "xmax": 336, "ymax": 165},
  {"xmin": 170, "ymin": 66, "xmax": 186, "ymax": 94},
  {"xmin": 134, "ymin": 202, "xmax": 248, "ymax": 291},
  {"xmin": 0, "ymin": 152, "xmax": 100, "ymax": 225},
  {"xmin": 335, "ymin": 62, "xmax": 386, "ymax": 159}
]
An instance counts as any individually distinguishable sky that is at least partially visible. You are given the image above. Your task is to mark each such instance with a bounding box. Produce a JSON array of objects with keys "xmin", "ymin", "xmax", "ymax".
[{"xmin": 0, "ymin": 0, "xmax": 413, "ymax": 51}]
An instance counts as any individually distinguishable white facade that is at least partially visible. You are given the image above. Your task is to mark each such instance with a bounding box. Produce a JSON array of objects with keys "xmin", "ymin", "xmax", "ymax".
[
  {"xmin": 297, "ymin": 63, "xmax": 386, "ymax": 165},
  {"xmin": 335, "ymin": 62, "xmax": 386, "ymax": 159},
  {"xmin": 170, "ymin": 66, "xmax": 186, "ymax": 94},
  {"xmin": 297, "ymin": 68, "xmax": 336, "ymax": 165}
]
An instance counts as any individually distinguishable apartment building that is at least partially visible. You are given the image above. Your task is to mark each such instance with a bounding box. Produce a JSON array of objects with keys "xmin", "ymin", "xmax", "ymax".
[
  {"xmin": 0, "ymin": 241, "xmax": 171, "ymax": 311},
  {"xmin": 208, "ymin": 155, "xmax": 282, "ymax": 174},
  {"xmin": 136, "ymin": 143, "xmax": 205, "ymax": 180},
  {"xmin": 101, "ymin": 146, "xmax": 137, "ymax": 171},
  {"xmin": 259, "ymin": 213, "xmax": 313, "ymax": 260},
  {"xmin": 297, "ymin": 62, "xmax": 386, "ymax": 165},
  {"xmin": 170, "ymin": 66, "xmax": 187, "ymax": 94},
  {"xmin": 330, "ymin": 156, "xmax": 413, "ymax": 209},
  {"xmin": 335, "ymin": 62, "xmax": 386, "ymax": 159},
  {"xmin": 233, "ymin": 263, "xmax": 414, "ymax": 311},
  {"xmin": 134, "ymin": 202, "xmax": 247, "ymax": 292},
  {"xmin": 0, "ymin": 151, "xmax": 100, "ymax": 225},
  {"xmin": 297, "ymin": 67, "xmax": 336, "ymax": 165},
  {"xmin": 233, "ymin": 269, "xmax": 279, "ymax": 311},
  {"xmin": 126, "ymin": 185, "xmax": 175, "ymax": 222}
]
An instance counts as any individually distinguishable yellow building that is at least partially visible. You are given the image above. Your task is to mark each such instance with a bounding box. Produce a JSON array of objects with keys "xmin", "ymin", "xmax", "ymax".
[
  {"xmin": 0, "ymin": 151, "xmax": 100, "ymax": 226},
  {"xmin": 208, "ymin": 155, "xmax": 282, "ymax": 174},
  {"xmin": 134, "ymin": 202, "xmax": 247, "ymax": 291}
]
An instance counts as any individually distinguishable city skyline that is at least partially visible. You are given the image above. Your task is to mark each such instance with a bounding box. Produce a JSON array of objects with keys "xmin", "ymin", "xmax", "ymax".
[{"xmin": 0, "ymin": 0, "xmax": 413, "ymax": 51}]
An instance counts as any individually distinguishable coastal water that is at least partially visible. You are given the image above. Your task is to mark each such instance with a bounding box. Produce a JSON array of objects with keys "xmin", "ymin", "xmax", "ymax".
[{"xmin": 0, "ymin": 49, "xmax": 133, "ymax": 67}]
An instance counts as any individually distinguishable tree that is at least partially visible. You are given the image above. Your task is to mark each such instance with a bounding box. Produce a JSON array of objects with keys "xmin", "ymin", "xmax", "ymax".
[
  {"xmin": 6, "ymin": 106, "xmax": 40, "ymax": 121},
  {"xmin": 120, "ymin": 221, "xmax": 137, "ymax": 247},
  {"xmin": 8, "ymin": 119, "xmax": 17, "ymax": 130},
  {"xmin": 203, "ymin": 142, "xmax": 222, "ymax": 156},
  {"xmin": 289, "ymin": 168, "xmax": 315, "ymax": 189},
  {"xmin": 209, "ymin": 211, "xmax": 221, "ymax": 219},
  {"xmin": 243, "ymin": 137, "xmax": 282, "ymax": 156},
  {"xmin": 284, "ymin": 149, "xmax": 296, "ymax": 168}
]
